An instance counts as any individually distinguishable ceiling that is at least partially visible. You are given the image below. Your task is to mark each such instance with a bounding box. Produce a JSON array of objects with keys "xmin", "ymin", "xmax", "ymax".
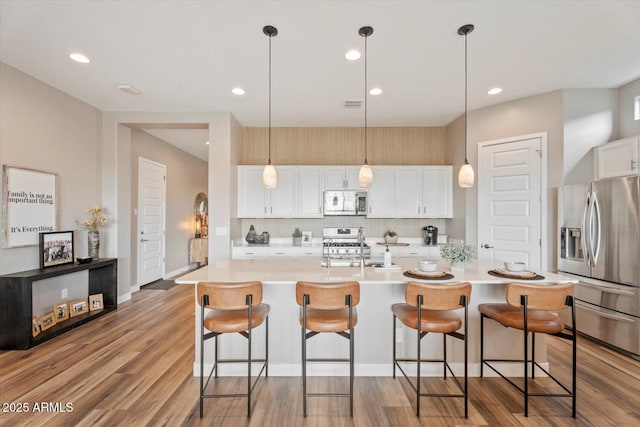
[{"xmin": 2, "ymin": 1, "xmax": 640, "ymax": 153}]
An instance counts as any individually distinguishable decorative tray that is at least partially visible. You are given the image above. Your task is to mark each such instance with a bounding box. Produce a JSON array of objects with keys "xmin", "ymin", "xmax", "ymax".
[
  {"xmin": 403, "ymin": 270, "xmax": 455, "ymax": 280},
  {"xmin": 488, "ymin": 268, "xmax": 545, "ymax": 280}
]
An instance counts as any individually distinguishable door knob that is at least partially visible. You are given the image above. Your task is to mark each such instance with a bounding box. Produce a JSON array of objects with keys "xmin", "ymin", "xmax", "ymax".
[
  {"xmin": 482, "ymin": 244, "xmax": 494, "ymax": 249},
  {"xmin": 140, "ymin": 238, "xmax": 149, "ymax": 242}
]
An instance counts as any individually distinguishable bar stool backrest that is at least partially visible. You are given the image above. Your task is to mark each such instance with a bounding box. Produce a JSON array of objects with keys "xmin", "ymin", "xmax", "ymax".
[
  {"xmin": 196, "ymin": 281, "xmax": 263, "ymax": 309},
  {"xmin": 295, "ymin": 281, "xmax": 360, "ymax": 309},
  {"xmin": 405, "ymin": 281, "xmax": 471, "ymax": 310},
  {"xmin": 505, "ymin": 282, "xmax": 575, "ymax": 311}
]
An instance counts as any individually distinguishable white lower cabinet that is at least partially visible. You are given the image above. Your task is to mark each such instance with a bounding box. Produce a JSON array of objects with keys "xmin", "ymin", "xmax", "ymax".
[
  {"xmin": 399, "ymin": 246, "xmax": 441, "ymax": 258},
  {"xmin": 296, "ymin": 247, "xmax": 323, "ymax": 258},
  {"xmin": 266, "ymin": 247, "xmax": 298, "ymax": 258},
  {"xmin": 232, "ymin": 246, "xmax": 267, "ymax": 259}
]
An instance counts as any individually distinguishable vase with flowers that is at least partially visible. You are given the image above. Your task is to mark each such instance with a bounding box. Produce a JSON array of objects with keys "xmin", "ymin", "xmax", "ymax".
[
  {"xmin": 440, "ymin": 240, "xmax": 475, "ymax": 272},
  {"xmin": 78, "ymin": 205, "xmax": 108, "ymax": 260}
]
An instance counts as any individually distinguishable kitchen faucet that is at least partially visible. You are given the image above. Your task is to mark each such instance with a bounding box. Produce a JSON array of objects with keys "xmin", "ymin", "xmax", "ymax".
[{"xmin": 357, "ymin": 227, "xmax": 365, "ymax": 267}]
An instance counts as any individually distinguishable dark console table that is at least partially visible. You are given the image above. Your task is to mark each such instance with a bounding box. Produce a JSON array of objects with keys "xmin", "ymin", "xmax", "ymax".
[{"xmin": 0, "ymin": 258, "xmax": 117, "ymax": 350}]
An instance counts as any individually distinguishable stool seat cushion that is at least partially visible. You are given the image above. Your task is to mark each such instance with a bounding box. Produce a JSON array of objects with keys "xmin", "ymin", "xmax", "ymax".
[
  {"xmin": 203, "ymin": 304, "xmax": 270, "ymax": 333},
  {"xmin": 392, "ymin": 303, "xmax": 462, "ymax": 334},
  {"xmin": 478, "ymin": 303, "xmax": 564, "ymax": 334},
  {"xmin": 300, "ymin": 307, "xmax": 358, "ymax": 333}
]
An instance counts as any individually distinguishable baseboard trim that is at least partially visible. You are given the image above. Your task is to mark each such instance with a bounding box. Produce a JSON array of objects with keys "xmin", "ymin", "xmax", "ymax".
[
  {"xmin": 117, "ymin": 292, "xmax": 132, "ymax": 304},
  {"xmin": 164, "ymin": 265, "xmax": 192, "ymax": 280}
]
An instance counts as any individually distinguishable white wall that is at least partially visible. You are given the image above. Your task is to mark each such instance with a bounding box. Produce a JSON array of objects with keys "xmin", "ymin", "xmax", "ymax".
[
  {"xmin": 0, "ymin": 63, "xmax": 102, "ymax": 274},
  {"xmin": 563, "ymin": 88, "xmax": 618, "ymax": 185},
  {"xmin": 618, "ymin": 77, "xmax": 640, "ymax": 138},
  {"xmin": 131, "ymin": 129, "xmax": 207, "ymax": 279}
]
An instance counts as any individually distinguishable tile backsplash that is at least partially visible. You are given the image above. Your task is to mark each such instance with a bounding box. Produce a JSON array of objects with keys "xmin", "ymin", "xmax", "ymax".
[{"xmin": 240, "ymin": 218, "xmax": 448, "ymax": 241}]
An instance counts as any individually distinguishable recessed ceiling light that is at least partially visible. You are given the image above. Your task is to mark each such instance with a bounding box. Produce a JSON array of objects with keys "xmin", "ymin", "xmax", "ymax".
[
  {"xmin": 117, "ymin": 84, "xmax": 140, "ymax": 95},
  {"xmin": 232, "ymin": 87, "xmax": 245, "ymax": 95},
  {"xmin": 345, "ymin": 50, "xmax": 361, "ymax": 61},
  {"xmin": 206, "ymin": 141, "xmax": 210, "ymax": 145},
  {"xmin": 369, "ymin": 88, "xmax": 382, "ymax": 96},
  {"xmin": 488, "ymin": 87, "xmax": 503, "ymax": 95},
  {"xmin": 69, "ymin": 53, "xmax": 90, "ymax": 63}
]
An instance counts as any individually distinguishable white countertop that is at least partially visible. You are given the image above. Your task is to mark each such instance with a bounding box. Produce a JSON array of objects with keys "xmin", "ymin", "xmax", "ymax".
[{"xmin": 176, "ymin": 258, "xmax": 571, "ymax": 285}]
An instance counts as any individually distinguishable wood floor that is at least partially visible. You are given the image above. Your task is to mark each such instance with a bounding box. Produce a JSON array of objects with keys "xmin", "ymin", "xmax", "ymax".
[{"xmin": 2, "ymin": 282, "xmax": 639, "ymax": 426}]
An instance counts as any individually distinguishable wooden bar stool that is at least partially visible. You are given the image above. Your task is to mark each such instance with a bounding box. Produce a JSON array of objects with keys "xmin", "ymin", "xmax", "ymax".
[
  {"xmin": 196, "ymin": 281, "xmax": 269, "ymax": 417},
  {"xmin": 296, "ymin": 281, "xmax": 360, "ymax": 417},
  {"xmin": 479, "ymin": 282, "xmax": 576, "ymax": 418},
  {"xmin": 391, "ymin": 281, "xmax": 472, "ymax": 417}
]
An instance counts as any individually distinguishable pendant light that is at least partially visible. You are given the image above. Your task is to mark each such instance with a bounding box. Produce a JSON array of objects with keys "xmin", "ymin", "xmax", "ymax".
[
  {"xmin": 458, "ymin": 24, "xmax": 475, "ymax": 188},
  {"xmin": 262, "ymin": 25, "xmax": 278, "ymax": 189},
  {"xmin": 358, "ymin": 26, "xmax": 374, "ymax": 189}
]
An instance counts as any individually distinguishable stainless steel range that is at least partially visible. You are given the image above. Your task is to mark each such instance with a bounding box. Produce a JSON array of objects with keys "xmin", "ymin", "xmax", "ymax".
[{"xmin": 321, "ymin": 227, "xmax": 371, "ymax": 267}]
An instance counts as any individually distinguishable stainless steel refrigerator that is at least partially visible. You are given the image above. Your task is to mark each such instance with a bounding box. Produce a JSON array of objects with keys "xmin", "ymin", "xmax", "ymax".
[{"xmin": 558, "ymin": 176, "xmax": 640, "ymax": 358}]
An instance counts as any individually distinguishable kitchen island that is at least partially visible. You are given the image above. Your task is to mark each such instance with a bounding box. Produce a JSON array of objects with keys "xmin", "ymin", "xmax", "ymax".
[{"xmin": 176, "ymin": 258, "xmax": 573, "ymax": 377}]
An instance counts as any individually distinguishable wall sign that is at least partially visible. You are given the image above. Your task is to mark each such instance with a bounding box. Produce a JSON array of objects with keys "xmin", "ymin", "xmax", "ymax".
[{"xmin": 2, "ymin": 165, "xmax": 58, "ymax": 248}]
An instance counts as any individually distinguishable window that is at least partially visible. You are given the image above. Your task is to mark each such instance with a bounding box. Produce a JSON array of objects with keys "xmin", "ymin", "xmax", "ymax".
[{"xmin": 635, "ymin": 95, "xmax": 640, "ymax": 121}]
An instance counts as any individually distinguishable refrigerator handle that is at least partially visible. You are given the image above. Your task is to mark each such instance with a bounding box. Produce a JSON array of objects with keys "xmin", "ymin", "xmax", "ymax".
[
  {"xmin": 581, "ymin": 192, "xmax": 591, "ymax": 266},
  {"xmin": 591, "ymin": 192, "xmax": 601, "ymax": 266}
]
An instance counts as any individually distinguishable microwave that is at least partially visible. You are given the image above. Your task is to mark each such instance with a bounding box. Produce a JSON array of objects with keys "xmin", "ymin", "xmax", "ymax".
[{"xmin": 323, "ymin": 190, "xmax": 367, "ymax": 216}]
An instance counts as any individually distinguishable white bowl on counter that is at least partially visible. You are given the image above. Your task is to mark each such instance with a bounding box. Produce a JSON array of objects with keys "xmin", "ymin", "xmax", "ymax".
[
  {"xmin": 418, "ymin": 260, "xmax": 438, "ymax": 272},
  {"xmin": 504, "ymin": 261, "xmax": 526, "ymax": 272}
]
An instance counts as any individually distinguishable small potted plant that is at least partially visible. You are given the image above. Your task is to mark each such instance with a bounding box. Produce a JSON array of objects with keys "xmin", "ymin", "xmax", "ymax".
[
  {"xmin": 292, "ymin": 227, "xmax": 303, "ymax": 246},
  {"xmin": 440, "ymin": 240, "xmax": 475, "ymax": 272},
  {"xmin": 384, "ymin": 230, "xmax": 398, "ymax": 244}
]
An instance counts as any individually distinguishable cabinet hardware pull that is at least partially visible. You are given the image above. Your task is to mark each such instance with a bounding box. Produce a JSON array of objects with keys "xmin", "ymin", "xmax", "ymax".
[
  {"xmin": 632, "ymin": 160, "xmax": 637, "ymax": 170},
  {"xmin": 276, "ymin": 252, "xmax": 284, "ymax": 255},
  {"xmin": 246, "ymin": 252, "xmax": 254, "ymax": 255},
  {"xmin": 423, "ymin": 206, "xmax": 426, "ymax": 214}
]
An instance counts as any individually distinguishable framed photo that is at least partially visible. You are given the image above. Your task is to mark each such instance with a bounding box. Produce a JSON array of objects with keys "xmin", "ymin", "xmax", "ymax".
[
  {"xmin": 2, "ymin": 165, "xmax": 58, "ymax": 248},
  {"xmin": 39, "ymin": 312, "xmax": 56, "ymax": 331},
  {"xmin": 69, "ymin": 299, "xmax": 88, "ymax": 318},
  {"xmin": 39, "ymin": 230, "xmax": 74, "ymax": 269},
  {"xmin": 32, "ymin": 316, "xmax": 40, "ymax": 337},
  {"xmin": 301, "ymin": 231, "xmax": 312, "ymax": 246},
  {"xmin": 54, "ymin": 301, "xmax": 69, "ymax": 322},
  {"xmin": 89, "ymin": 293, "xmax": 104, "ymax": 311}
]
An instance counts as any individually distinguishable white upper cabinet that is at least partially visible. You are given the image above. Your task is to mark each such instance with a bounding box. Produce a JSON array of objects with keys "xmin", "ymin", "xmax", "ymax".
[
  {"xmin": 324, "ymin": 166, "xmax": 362, "ymax": 189},
  {"xmin": 298, "ymin": 166, "xmax": 324, "ymax": 218},
  {"xmin": 238, "ymin": 165, "xmax": 452, "ymax": 219},
  {"xmin": 595, "ymin": 136, "xmax": 639, "ymax": 180},
  {"xmin": 268, "ymin": 166, "xmax": 297, "ymax": 217},
  {"xmin": 393, "ymin": 166, "xmax": 453, "ymax": 219},
  {"xmin": 238, "ymin": 166, "xmax": 268, "ymax": 218},
  {"xmin": 367, "ymin": 166, "xmax": 395, "ymax": 218},
  {"xmin": 422, "ymin": 166, "xmax": 453, "ymax": 218},
  {"xmin": 394, "ymin": 167, "xmax": 423, "ymax": 218}
]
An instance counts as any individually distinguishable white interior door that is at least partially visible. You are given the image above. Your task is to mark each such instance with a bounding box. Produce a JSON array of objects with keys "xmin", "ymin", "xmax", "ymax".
[
  {"xmin": 137, "ymin": 157, "xmax": 166, "ymax": 286},
  {"xmin": 478, "ymin": 134, "xmax": 545, "ymax": 271}
]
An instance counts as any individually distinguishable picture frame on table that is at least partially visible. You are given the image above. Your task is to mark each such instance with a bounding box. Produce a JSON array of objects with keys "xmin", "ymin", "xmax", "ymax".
[
  {"xmin": 32, "ymin": 316, "xmax": 40, "ymax": 337},
  {"xmin": 54, "ymin": 301, "xmax": 69, "ymax": 322},
  {"xmin": 39, "ymin": 230, "xmax": 74, "ymax": 269},
  {"xmin": 69, "ymin": 299, "xmax": 88, "ymax": 318},
  {"xmin": 301, "ymin": 231, "xmax": 312, "ymax": 246},
  {"xmin": 39, "ymin": 312, "xmax": 56, "ymax": 331},
  {"xmin": 89, "ymin": 293, "xmax": 104, "ymax": 311}
]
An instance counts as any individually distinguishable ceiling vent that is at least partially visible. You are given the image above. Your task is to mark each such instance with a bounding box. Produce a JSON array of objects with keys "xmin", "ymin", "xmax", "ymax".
[
  {"xmin": 344, "ymin": 100, "xmax": 363, "ymax": 109},
  {"xmin": 117, "ymin": 84, "xmax": 141, "ymax": 95}
]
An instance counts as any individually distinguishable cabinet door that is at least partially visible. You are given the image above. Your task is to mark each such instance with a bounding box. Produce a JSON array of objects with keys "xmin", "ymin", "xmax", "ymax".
[
  {"xmin": 238, "ymin": 166, "xmax": 267, "ymax": 218},
  {"xmin": 296, "ymin": 246, "xmax": 323, "ymax": 258},
  {"xmin": 367, "ymin": 166, "xmax": 395, "ymax": 218},
  {"xmin": 595, "ymin": 137, "xmax": 639, "ymax": 179},
  {"xmin": 324, "ymin": 167, "xmax": 346, "ymax": 189},
  {"xmin": 344, "ymin": 166, "xmax": 362, "ymax": 189},
  {"xmin": 266, "ymin": 247, "xmax": 298, "ymax": 258},
  {"xmin": 267, "ymin": 166, "xmax": 297, "ymax": 217},
  {"xmin": 298, "ymin": 166, "xmax": 323, "ymax": 217},
  {"xmin": 422, "ymin": 166, "xmax": 453, "ymax": 218},
  {"xmin": 232, "ymin": 246, "xmax": 267, "ymax": 259},
  {"xmin": 394, "ymin": 167, "xmax": 422, "ymax": 218}
]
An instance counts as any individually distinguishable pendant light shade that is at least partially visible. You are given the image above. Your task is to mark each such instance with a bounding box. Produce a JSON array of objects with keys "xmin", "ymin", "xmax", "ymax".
[
  {"xmin": 262, "ymin": 25, "xmax": 278, "ymax": 189},
  {"xmin": 458, "ymin": 24, "xmax": 475, "ymax": 189},
  {"xmin": 358, "ymin": 26, "xmax": 374, "ymax": 189}
]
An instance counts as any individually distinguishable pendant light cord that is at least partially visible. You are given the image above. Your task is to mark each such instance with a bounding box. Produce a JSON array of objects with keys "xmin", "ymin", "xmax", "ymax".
[
  {"xmin": 364, "ymin": 32, "xmax": 368, "ymax": 165},
  {"xmin": 464, "ymin": 30, "xmax": 468, "ymax": 165},
  {"xmin": 268, "ymin": 33, "xmax": 272, "ymax": 166}
]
